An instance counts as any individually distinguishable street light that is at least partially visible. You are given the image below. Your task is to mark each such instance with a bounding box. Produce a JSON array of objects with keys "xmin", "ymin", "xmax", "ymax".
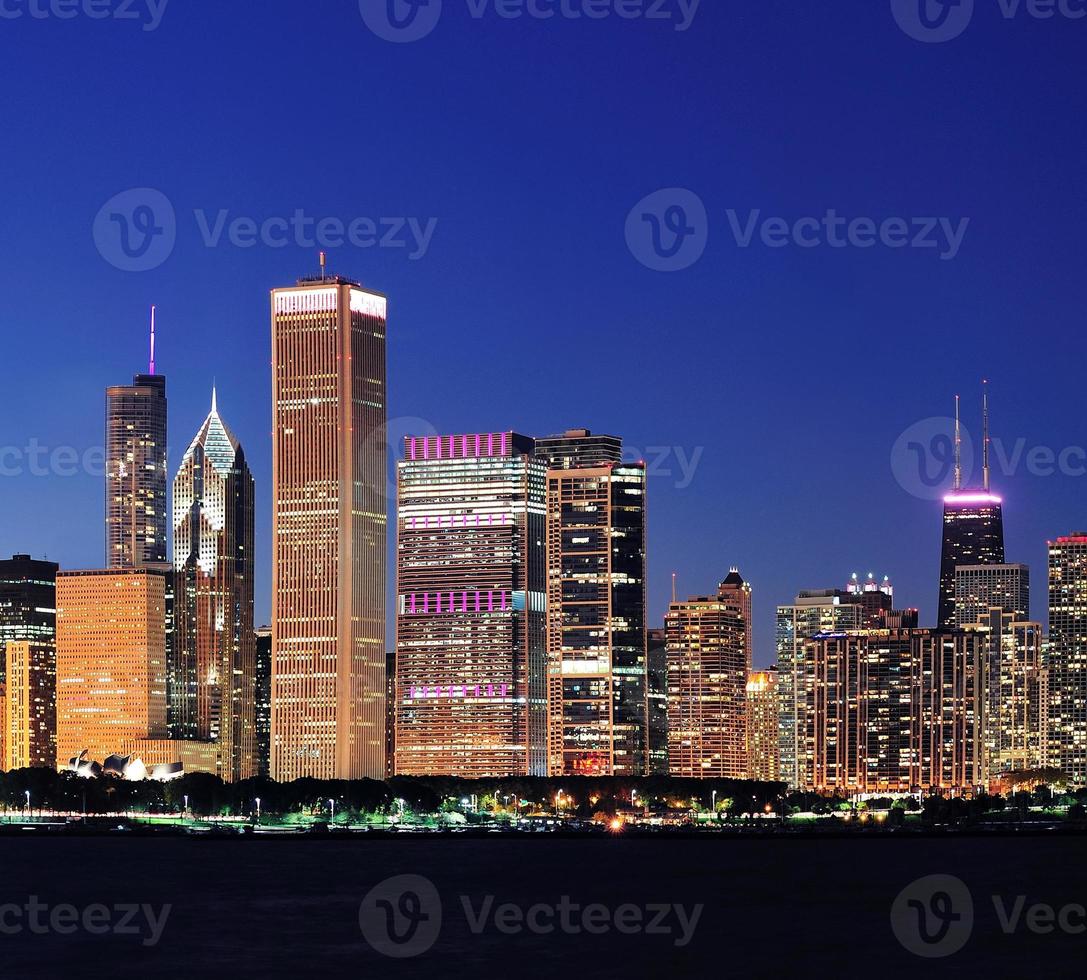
[
  {"xmin": 24, "ymin": 791, "xmax": 30, "ymax": 820},
  {"xmin": 255, "ymin": 797, "xmax": 262, "ymax": 824},
  {"xmin": 631, "ymin": 788, "xmax": 638, "ymax": 807},
  {"xmin": 712, "ymin": 790, "xmax": 717, "ymax": 813},
  {"xmin": 329, "ymin": 799, "xmax": 336, "ymax": 825}
]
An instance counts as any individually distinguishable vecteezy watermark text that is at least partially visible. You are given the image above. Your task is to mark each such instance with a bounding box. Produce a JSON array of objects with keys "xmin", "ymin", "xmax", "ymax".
[
  {"xmin": 0, "ymin": 0, "xmax": 169, "ymax": 30},
  {"xmin": 93, "ymin": 188, "xmax": 439, "ymax": 271},
  {"xmin": 359, "ymin": 0, "xmax": 701, "ymax": 42},
  {"xmin": 0, "ymin": 441, "xmax": 105, "ymax": 478},
  {"xmin": 0, "ymin": 897, "xmax": 171, "ymax": 947},
  {"xmin": 625, "ymin": 189, "xmax": 969, "ymax": 272},
  {"xmin": 892, "ymin": 0, "xmax": 1086, "ymax": 44},
  {"xmin": 359, "ymin": 874, "xmax": 704, "ymax": 958}
]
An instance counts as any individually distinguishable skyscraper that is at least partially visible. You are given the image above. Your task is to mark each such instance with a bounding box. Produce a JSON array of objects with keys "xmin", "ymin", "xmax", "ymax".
[
  {"xmin": 937, "ymin": 390, "xmax": 1005, "ymax": 630},
  {"xmin": 776, "ymin": 590, "xmax": 866, "ymax": 788},
  {"xmin": 55, "ymin": 569, "xmax": 168, "ymax": 768},
  {"xmin": 547, "ymin": 461, "xmax": 647, "ymax": 776},
  {"xmin": 954, "ymin": 563, "xmax": 1030, "ymax": 628},
  {"xmin": 172, "ymin": 390, "xmax": 256, "ymax": 782},
  {"xmin": 1048, "ymin": 533, "xmax": 1087, "ymax": 784},
  {"xmin": 271, "ymin": 275, "xmax": 387, "ymax": 781},
  {"xmin": 0, "ymin": 554, "xmax": 58, "ymax": 687},
  {"xmin": 746, "ymin": 669, "xmax": 779, "ymax": 782},
  {"xmin": 535, "ymin": 429, "xmax": 623, "ymax": 469},
  {"xmin": 3, "ymin": 640, "xmax": 55, "ymax": 770},
  {"xmin": 106, "ymin": 315, "xmax": 168, "ymax": 569},
  {"xmin": 801, "ymin": 628, "xmax": 985, "ymax": 794},
  {"xmin": 395, "ymin": 432, "xmax": 547, "ymax": 777},
  {"xmin": 646, "ymin": 627, "xmax": 669, "ymax": 775},
  {"xmin": 666, "ymin": 575, "xmax": 751, "ymax": 779},
  {"xmin": 255, "ymin": 626, "xmax": 272, "ymax": 778}
]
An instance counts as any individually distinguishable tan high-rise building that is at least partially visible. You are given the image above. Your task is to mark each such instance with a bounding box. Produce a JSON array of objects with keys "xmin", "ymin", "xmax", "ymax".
[
  {"xmin": 666, "ymin": 573, "xmax": 751, "ymax": 779},
  {"xmin": 746, "ymin": 669, "xmax": 779, "ymax": 782},
  {"xmin": 55, "ymin": 569, "xmax": 168, "ymax": 768},
  {"xmin": 271, "ymin": 275, "xmax": 387, "ymax": 781},
  {"xmin": 3, "ymin": 641, "xmax": 56, "ymax": 770}
]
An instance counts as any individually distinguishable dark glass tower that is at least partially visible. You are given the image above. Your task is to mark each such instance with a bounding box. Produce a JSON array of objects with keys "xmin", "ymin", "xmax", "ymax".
[
  {"xmin": 936, "ymin": 388, "xmax": 1006, "ymax": 629},
  {"xmin": 0, "ymin": 554, "xmax": 59, "ymax": 686},
  {"xmin": 535, "ymin": 429, "xmax": 622, "ymax": 469},
  {"xmin": 106, "ymin": 322, "xmax": 168, "ymax": 569}
]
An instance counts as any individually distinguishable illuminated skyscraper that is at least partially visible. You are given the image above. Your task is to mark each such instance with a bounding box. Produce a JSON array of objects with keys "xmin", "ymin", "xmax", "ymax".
[
  {"xmin": 1048, "ymin": 533, "xmax": 1087, "ymax": 784},
  {"xmin": 646, "ymin": 627, "xmax": 669, "ymax": 775},
  {"xmin": 271, "ymin": 275, "xmax": 387, "ymax": 781},
  {"xmin": 776, "ymin": 590, "xmax": 865, "ymax": 788},
  {"xmin": 547, "ymin": 462, "xmax": 647, "ymax": 776},
  {"xmin": 395, "ymin": 432, "xmax": 547, "ymax": 776},
  {"xmin": 973, "ymin": 609, "xmax": 1046, "ymax": 779},
  {"xmin": 106, "ymin": 315, "xmax": 168, "ymax": 569},
  {"xmin": 55, "ymin": 569, "xmax": 168, "ymax": 768},
  {"xmin": 3, "ymin": 640, "xmax": 55, "ymax": 770},
  {"xmin": 937, "ymin": 390, "xmax": 1005, "ymax": 629},
  {"xmin": 746, "ymin": 668, "xmax": 779, "ymax": 782},
  {"xmin": 0, "ymin": 554, "xmax": 58, "ymax": 687},
  {"xmin": 172, "ymin": 390, "xmax": 256, "ymax": 782},
  {"xmin": 954, "ymin": 563, "xmax": 1029, "ymax": 628},
  {"xmin": 802, "ymin": 628, "xmax": 985, "ymax": 794},
  {"xmin": 666, "ymin": 573, "xmax": 751, "ymax": 779},
  {"xmin": 255, "ymin": 626, "xmax": 271, "ymax": 778},
  {"xmin": 536, "ymin": 429, "xmax": 623, "ymax": 469}
]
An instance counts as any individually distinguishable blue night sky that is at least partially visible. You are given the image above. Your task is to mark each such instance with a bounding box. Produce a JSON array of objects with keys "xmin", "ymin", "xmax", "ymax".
[{"xmin": 1, "ymin": 0, "xmax": 1084, "ymax": 664}]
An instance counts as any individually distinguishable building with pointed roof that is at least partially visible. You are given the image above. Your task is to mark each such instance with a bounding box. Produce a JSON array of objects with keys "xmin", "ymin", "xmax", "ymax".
[{"xmin": 171, "ymin": 389, "xmax": 256, "ymax": 782}]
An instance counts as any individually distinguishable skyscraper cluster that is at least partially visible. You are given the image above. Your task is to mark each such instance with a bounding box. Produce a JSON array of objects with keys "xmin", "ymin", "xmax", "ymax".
[{"xmin": 5, "ymin": 282, "xmax": 1087, "ymax": 798}]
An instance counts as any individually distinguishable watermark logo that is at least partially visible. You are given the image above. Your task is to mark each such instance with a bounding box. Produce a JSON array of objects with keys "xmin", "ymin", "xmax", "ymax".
[
  {"xmin": 625, "ymin": 188, "xmax": 708, "ymax": 272},
  {"xmin": 0, "ymin": 0, "xmax": 170, "ymax": 30},
  {"xmin": 359, "ymin": 874, "xmax": 443, "ymax": 958},
  {"xmin": 891, "ymin": 0, "xmax": 975, "ymax": 42},
  {"xmin": 0, "ymin": 897, "xmax": 171, "ymax": 947},
  {"xmin": 93, "ymin": 188, "xmax": 176, "ymax": 272},
  {"xmin": 891, "ymin": 874, "xmax": 974, "ymax": 958},
  {"xmin": 359, "ymin": 0, "xmax": 442, "ymax": 42},
  {"xmin": 891, "ymin": 417, "xmax": 974, "ymax": 500}
]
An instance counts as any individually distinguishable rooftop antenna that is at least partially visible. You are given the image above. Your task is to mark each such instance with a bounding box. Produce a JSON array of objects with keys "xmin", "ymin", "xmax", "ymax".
[
  {"xmin": 954, "ymin": 394, "xmax": 962, "ymax": 491},
  {"xmin": 319, "ymin": 251, "xmax": 327, "ymax": 280},
  {"xmin": 983, "ymin": 379, "xmax": 991, "ymax": 493},
  {"xmin": 671, "ymin": 572, "xmax": 677, "ymax": 605},
  {"xmin": 149, "ymin": 305, "xmax": 157, "ymax": 375}
]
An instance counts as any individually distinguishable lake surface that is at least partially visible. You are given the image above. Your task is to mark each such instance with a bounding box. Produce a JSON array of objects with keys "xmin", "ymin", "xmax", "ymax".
[{"xmin": 1, "ymin": 834, "xmax": 1083, "ymax": 977}]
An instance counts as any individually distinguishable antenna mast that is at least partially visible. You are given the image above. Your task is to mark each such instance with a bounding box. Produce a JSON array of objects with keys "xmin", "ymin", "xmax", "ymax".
[
  {"xmin": 983, "ymin": 379, "xmax": 991, "ymax": 493},
  {"xmin": 149, "ymin": 305, "xmax": 157, "ymax": 375},
  {"xmin": 954, "ymin": 394, "xmax": 962, "ymax": 491}
]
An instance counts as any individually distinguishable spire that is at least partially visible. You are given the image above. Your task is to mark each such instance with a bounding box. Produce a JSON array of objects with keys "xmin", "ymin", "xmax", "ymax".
[
  {"xmin": 954, "ymin": 394, "xmax": 962, "ymax": 491},
  {"xmin": 149, "ymin": 305, "xmax": 157, "ymax": 374},
  {"xmin": 983, "ymin": 379, "xmax": 991, "ymax": 493},
  {"xmin": 211, "ymin": 383, "xmax": 218, "ymax": 415}
]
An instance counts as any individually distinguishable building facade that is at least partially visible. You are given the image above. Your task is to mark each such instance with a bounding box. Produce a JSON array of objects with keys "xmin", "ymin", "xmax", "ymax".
[
  {"xmin": 547, "ymin": 462, "xmax": 647, "ymax": 776},
  {"xmin": 954, "ymin": 563, "xmax": 1029, "ymax": 629},
  {"xmin": 106, "ymin": 373, "xmax": 168, "ymax": 569},
  {"xmin": 535, "ymin": 429, "xmax": 623, "ymax": 469},
  {"xmin": 746, "ymin": 668, "xmax": 779, "ymax": 782},
  {"xmin": 646, "ymin": 627, "xmax": 669, "ymax": 775},
  {"xmin": 801, "ymin": 629, "xmax": 985, "ymax": 794},
  {"xmin": 270, "ymin": 276, "xmax": 387, "ymax": 781},
  {"xmin": 776, "ymin": 590, "xmax": 866, "ymax": 788},
  {"xmin": 55, "ymin": 569, "xmax": 168, "ymax": 768},
  {"xmin": 666, "ymin": 574, "xmax": 751, "ymax": 779},
  {"xmin": 172, "ymin": 391, "xmax": 256, "ymax": 782},
  {"xmin": 1049, "ymin": 533, "xmax": 1087, "ymax": 785},
  {"xmin": 255, "ymin": 626, "xmax": 271, "ymax": 778},
  {"xmin": 3, "ymin": 640, "xmax": 56, "ymax": 770},
  {"xmin": 938, "ymin": 492, "xmax": 1006, "ymax": 630},
  {"xmin": 395, "ymin": 432, "xmax": 547, "ymax": 776},
  {"xmin": 0, "ymin": 555, "xmax": 59, "ymax": 686}
]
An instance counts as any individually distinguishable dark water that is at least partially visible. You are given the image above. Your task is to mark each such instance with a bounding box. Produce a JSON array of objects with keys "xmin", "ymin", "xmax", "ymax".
[{"xmin": 1, "ymin": 834, "xmax": 1084, "ymax": 977}]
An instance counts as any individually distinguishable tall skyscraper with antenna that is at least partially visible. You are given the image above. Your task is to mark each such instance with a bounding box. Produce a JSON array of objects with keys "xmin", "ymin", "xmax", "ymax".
[
  {"xmin": 106, "ymin": 308, "xmax": 168, "ymax": 568},
  {"xmin": 937, "ymin": 382, "xmax": 1006, "ymax": 629}
]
